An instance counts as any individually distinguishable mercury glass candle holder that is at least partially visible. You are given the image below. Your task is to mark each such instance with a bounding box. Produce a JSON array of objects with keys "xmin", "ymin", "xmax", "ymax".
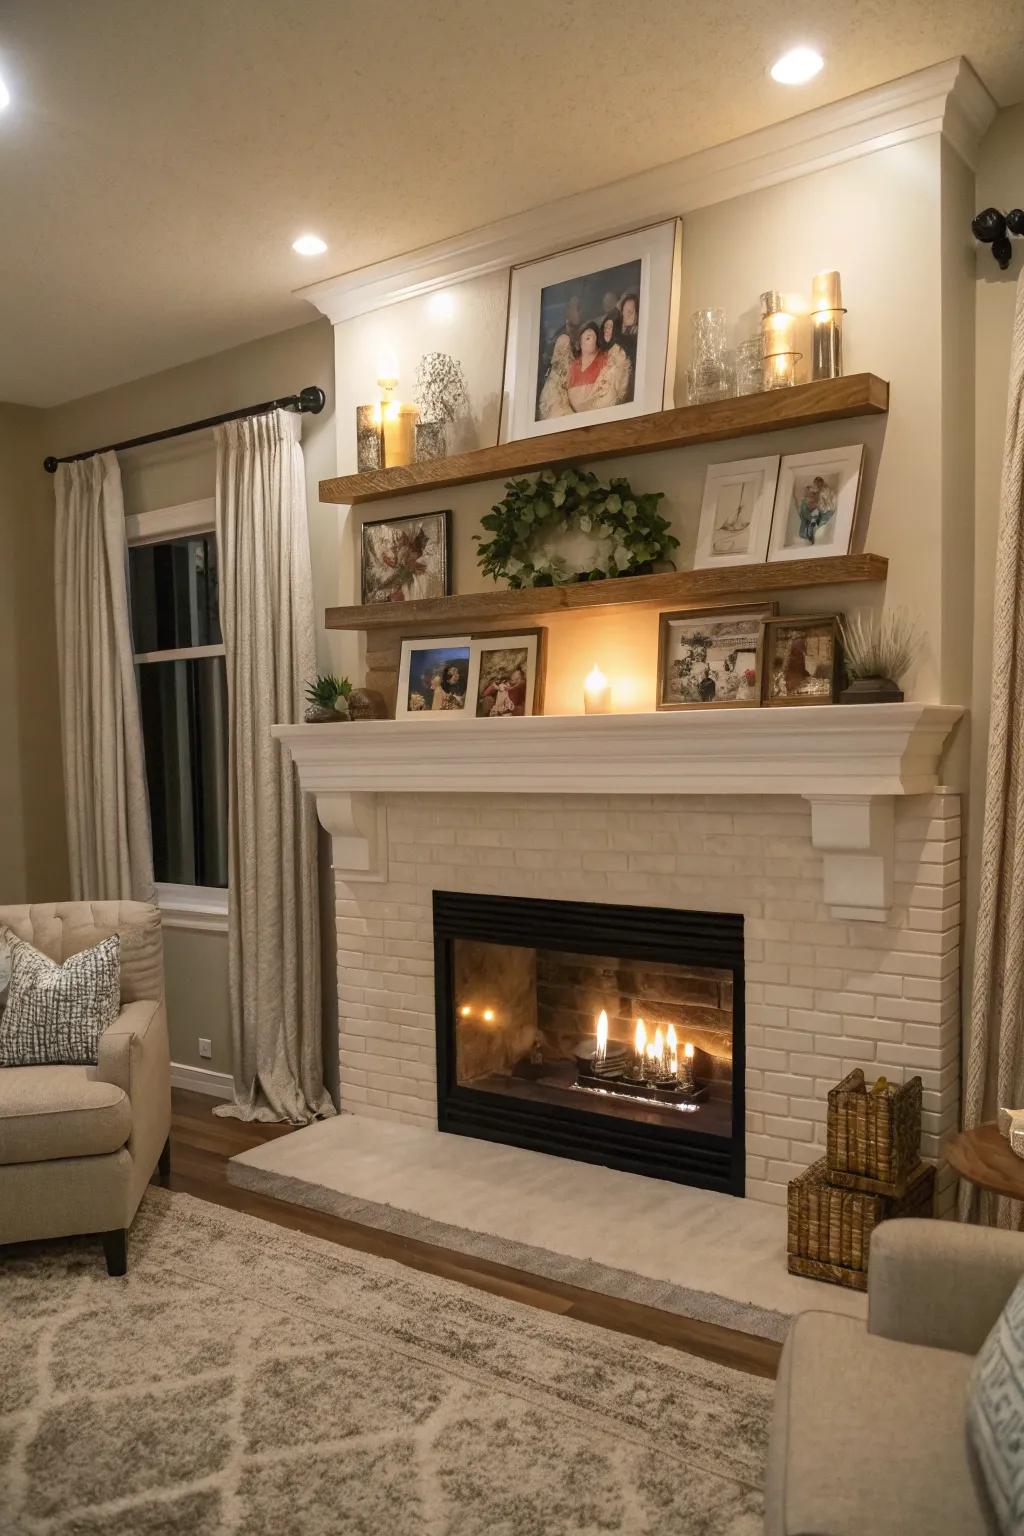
[
  {"xmin": 760, "ymin": 290, "xmax": 801, "ymax": 392},
  {"xmin": 415, "ymin": 419, "xmax": 448, "ymax": 462},
  {"xmin": 686, "ymin": 308, "xmax": 734, "ymax": 405},
  {"xmin": 355, "ymin": 405, "xmax": 383, "ymax": 473},
  {"xmin": 810, "ymin": 270, "xmax": 846, "ymax": 380}
]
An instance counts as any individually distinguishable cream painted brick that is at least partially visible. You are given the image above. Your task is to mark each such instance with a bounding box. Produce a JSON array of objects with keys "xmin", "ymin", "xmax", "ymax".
[
  {"xmin": 767, "ymin": 1159, "xmax": 809, "ymax": 1184},
  {"xmin": 342, "ymin": 1083, "xmax": 369, "ymax": 1105},
  {"xmin": 907, "ymin": 905, "xmax": 961, "ymax": 934},
  {"xmin": 747, "ymin": 1133, "xmax": 792, "ymax": 1159},
  {"xmin": 764, "ymin": 1072, "xmax": 814, "ymax": 1096},
  {"xmin": 762, "ymin": 1027, "xmax": 814, "ymax": 1052},
  {"xmin": 766, "ymin": 1115, "xmax": 814, "ymax": 1141},
  {"xmin": 745, "ymin": 1004, "xmax": 790, "ymax": 1029},
  {"xmin": 748, "ymin": 1091, "xmax": 791, "ymax": 1115},
  {"xmin": 849, "ymin": 1017, "xmax": 906, "ymax": 1043},
  {"xmin": 745, "ymin": 1179, "xmax": 788, "ymax": 1205},
  {"xmin": 747, "ymin": 1047, "xmax": 790, "ymax": 1071},
  {"xmin": 789, "ymin": 1052, "xmax": 844, "ymax": 1078},
  {"xmin": 746, "ymin": 1156, "xmax": 768, "ymax": 1180},
  {"xmin": 787, "ymin": 1009, "xmax": 843, "ymax": 1036},
  {"xmin": 764, "ymin": 984, "xmax": 815, "ymax": 1007},
  {"xmin": 814, "ymin": 1035, "xmax": 877, "ymax": 1060}
]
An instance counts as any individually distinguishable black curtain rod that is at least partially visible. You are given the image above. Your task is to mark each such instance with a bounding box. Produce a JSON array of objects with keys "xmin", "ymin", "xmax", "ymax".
[
  {"xmin": 42, "ymin": 384, "xmax": 327, "ymax": 473},
  {"xmin": 972, "ymin": 206, "xmax": 1024, "ymax": 269}
]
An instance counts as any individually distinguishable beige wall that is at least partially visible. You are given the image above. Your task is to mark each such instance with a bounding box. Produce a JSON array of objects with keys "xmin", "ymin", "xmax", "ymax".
[
  {"xmin": 41, "ymin": 315, "xmax": 338, "ymax": 1078},
  {"xmin": 334, "ymin": 137, "xmax": 970, "ymax": 716},
  {"xmin": 964, "ymin": 103, "xmax": 1024, "ymax": 1087},
  {"xmin": 0, "ymin": 404, "xmax": 67, "ymax": 903}
]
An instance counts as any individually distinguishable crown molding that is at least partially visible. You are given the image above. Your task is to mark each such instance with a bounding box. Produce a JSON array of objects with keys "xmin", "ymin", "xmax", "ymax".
[{"xmin": 299, "ymin": 58, "xmax": 996, "ymax": 327}]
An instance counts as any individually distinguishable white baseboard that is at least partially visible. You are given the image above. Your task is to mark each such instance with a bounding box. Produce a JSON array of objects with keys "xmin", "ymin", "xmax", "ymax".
[{"xmin": 170, "ymin": 1062, "xmax": 234, "ymax": 1099}]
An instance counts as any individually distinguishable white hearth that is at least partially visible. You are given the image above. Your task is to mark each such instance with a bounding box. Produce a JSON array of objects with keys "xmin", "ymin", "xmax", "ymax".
[{"xmin": 275, "ymin": 704, "xmax": 962, "ymax": 1209}]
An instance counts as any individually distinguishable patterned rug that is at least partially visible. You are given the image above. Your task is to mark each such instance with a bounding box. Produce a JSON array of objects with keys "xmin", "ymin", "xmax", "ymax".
[{"xmin": 0, "ymin": 1188, "xmax": 772, "ymax": 1535}]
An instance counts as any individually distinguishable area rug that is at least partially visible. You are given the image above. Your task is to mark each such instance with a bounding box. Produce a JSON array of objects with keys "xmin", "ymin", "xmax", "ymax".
[
  {"xmin": 1, "ymin": 1188, "xmax": 771, "ymax": 1535},
  {"xmin": 229, "ymin": 1116, "xmax": 867, "ymax": 1339}
]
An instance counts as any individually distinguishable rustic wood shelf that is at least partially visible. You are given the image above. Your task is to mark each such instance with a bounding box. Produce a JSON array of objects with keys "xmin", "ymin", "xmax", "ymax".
[
  {"xmin": 326, "ymin": 553, "xmax": 888, "ymax": 633},
  {"xmin": 321, "ymin": 374, "xmax": 889, "ymax": 505}
]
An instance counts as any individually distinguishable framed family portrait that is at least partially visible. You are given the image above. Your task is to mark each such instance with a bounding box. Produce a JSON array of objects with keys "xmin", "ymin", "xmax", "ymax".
[
  {"xmin": 767, "ymin": 446, "xmax": 863, "ymax": 563},
  {"xmin": 657, "ymin": 603, "xmax": 774, "ymax": 710},
  {"xmin": 467, "ymin": 630, "xmax": 544, "ymax": 718},
  {"xmin": 499, "ymin": 220, "xmax": 682, "ymax": 444},
  {"xmin": 397, "ymin": 631, "xmax": 545, "ymax": 719},
  {"xmin": 360, "ymin": 510, "xmax": 452, "ymax": 605},
  {"xmin": 761, "ymin": 615, "xmax": 841, "ymax": 706},
  {"xmin": 693, "ymin": 456, "xmax": 780, "ymax": 570}
]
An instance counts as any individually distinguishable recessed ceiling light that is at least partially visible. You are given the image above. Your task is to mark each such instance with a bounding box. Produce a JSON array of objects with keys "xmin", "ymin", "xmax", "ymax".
[
  {"xmin": 0, "ymin": 76, "xmax": 10, "ymax": 111},
  {"xmin": 770, "ymin": 47, "xmax": 824, "ymax": 85},
  {"xmin": 292, "ymin": 234, "xmax": 327, "ymax": 256}
]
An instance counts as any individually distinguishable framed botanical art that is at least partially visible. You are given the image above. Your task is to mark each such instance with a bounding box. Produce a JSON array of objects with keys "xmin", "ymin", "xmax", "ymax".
[
  {"xmin": 397, "ymin": 635, "xmax": 471, "ymax": 717},
  {"xmin": 360, "ymin": 510, "xmax": 452, "ymax": 604},
  {"xmin": 767, "ymin": 446, "xmax": 864, "ymax": 563},
  {"xmin": 657, "ymin": 603, "xmax": 775, "ymax": 710},
  {"xmin": 467, "ymin": 630, "xmax": 545, "ymax": 718},
  {"xmin": 499, "ymin": 220, "xmax": 682, "ymax": 444},
  {"xmin": 693, "ymin": 455, "xmax": 780, "ymax": 570},
  {"xmin": 761, "ymin": 615, "xmax": 842, "ymax": 706}
]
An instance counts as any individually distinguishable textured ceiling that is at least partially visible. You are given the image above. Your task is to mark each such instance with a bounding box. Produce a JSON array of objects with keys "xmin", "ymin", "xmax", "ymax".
[{"xmin": 2, "ymin": 0, "xmax": 1022, "ymax": 407}]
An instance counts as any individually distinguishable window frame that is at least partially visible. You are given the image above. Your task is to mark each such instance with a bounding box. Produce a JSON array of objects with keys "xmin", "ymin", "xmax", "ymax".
[{"xmin": 127, "ymin": 497, "xmax": 228, "ymax": 929}]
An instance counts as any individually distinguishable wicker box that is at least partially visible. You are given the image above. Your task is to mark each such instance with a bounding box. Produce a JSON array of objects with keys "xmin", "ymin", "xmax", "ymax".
[
  {"xmin": 787, "ymin": 1155, "xmax": 935, "ymax": 1291},
  {"xmin": 826, "ymin": 1067, "xmax": 923, "ymax": 1196}
]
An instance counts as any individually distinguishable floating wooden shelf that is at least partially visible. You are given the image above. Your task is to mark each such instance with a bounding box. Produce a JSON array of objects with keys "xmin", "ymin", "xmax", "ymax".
[
  {"xmin": 326, "ymin": 553, "xmax": 888, "ymax": 633},
  {"xmin": 321, "ymin": 374, "xmax": 889, "ymax": 505}
]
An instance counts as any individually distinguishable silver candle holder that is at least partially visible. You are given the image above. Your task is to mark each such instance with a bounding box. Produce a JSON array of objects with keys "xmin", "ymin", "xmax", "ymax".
[{"xmin": 810, "ymin": 270, "xmax": 846, "ymax": 381}]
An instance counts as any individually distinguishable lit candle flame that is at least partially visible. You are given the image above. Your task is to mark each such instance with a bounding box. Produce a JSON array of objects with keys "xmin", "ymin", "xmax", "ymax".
[
  {"xmin": 654, "ymin": 1026, "xmax": 664, "ymax": 1058},
  {"xmin": 482, "ymin": 1008, "xmax": 495, "ymax": 1023},
  {"xmin": 634, "ymin": 1018, "xmax": 647, "ymax": 1055},
  {"xmin": 459, "ymin": 1004, "xmax": 471, "ymax": 1019},
  {"xmin": 684, "ymin": 1042, "xmax": 695, "ymax": 1060},
  {"xmin": 585, "ymin": 663, "xmax": 608, "ymax": 694},
  {"xmin": 667, "ymin": 1024, "xmax": 677, "ymax": 1053},
  {"xmin": 596, "ymin": 1009, "xmax": 608, "ymax": 1064}
]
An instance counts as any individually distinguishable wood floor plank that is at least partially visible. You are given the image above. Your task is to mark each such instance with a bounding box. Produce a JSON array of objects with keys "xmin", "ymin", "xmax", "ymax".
[{"xmin": 169, "ymin": 1087, "xmax": 782, "ymax": 1378}]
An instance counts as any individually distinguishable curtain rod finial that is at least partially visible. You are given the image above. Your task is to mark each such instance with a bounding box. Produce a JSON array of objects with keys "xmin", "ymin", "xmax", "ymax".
[
  {"xmin": 298, "ymin": 385, "xmax": 326, "ymax": 416},
  {"xmin": 43, "ymin": 456, "xmax": 59, "ymax": 473}
]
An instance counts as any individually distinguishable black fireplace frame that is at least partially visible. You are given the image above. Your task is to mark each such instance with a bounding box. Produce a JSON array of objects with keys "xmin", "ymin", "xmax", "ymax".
[{"xmin": 433, "ymin": 890, "xmax": 745, "ymax": 1196}]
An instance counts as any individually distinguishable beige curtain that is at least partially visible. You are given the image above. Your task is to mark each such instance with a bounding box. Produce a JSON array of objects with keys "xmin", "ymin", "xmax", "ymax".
[
  {"xmin": 212, "ymin": 411, "xmax": 334, "ymax": 1125},
  {"xmin": 962, "ymin": 266, "xmax": 1024, "ymax": 1224},
  {"xmin": 54, "ymin": 452, "xmax": 155, "ymax": 903}
]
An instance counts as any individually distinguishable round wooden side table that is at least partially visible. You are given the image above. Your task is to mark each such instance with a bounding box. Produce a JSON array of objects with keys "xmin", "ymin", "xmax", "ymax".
[{"xmin": 947, "ymin": 1123, "xmax": 1024, "ymax": 1201}]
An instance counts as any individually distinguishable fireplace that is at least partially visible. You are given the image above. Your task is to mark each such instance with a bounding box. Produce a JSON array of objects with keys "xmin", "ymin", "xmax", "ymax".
[{"xmin": 434, "ymin": 891, "xmax": 745, "ymax": 1195}]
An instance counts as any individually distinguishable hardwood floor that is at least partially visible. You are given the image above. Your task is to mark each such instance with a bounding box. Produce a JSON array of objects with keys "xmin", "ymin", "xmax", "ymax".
[{"xmin": 168, "ymin": 1087, "xmax": 782, "ymax": 1380}]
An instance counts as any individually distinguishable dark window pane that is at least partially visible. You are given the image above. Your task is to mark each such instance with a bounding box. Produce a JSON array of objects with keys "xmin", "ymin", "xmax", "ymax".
[
  {"xmin": 137, "ymin": 657, "xmax": 229, "ymax": 888},
  {"xmin": 129, "ymin": 534, "xmax": 221, "ymax": 653}
]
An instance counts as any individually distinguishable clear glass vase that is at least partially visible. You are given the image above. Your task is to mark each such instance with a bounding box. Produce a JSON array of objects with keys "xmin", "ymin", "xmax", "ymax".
[
  {"xmin": 686, "ymin": 309, "xmax": 734, "ymax": 405},
  {"xmin": 734, "ymin": 335, "xmax": 764, "ymax": 397}
]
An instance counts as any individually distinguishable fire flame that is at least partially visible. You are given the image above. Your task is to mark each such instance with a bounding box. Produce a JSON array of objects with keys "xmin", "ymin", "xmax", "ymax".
[
  {"xmin": 634, "ymin": 1018, "xmax": 647, "ymax": 1054},
  {"xmin": 654, "ymin": 1026, "xmax": 664, "ymax": 1058},
  {"xmin": 596, "ymin": 1010, "xmax": 608, "ymax": 1063},
  {"xmin": 684, "ymin": 1041, "xmax": 695, "ymax": 1060}
]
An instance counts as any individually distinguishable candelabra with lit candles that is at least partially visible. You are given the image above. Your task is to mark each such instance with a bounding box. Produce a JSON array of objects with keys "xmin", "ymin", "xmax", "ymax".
[{"xmin": 573, "ymin": 1010, "xmax": 708, "ymax": 1106}]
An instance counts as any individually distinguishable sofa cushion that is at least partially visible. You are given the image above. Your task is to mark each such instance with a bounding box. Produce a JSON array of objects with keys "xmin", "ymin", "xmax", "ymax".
[
  {"xmin": 765, "ymin": 1310, "xmax": 996, "ymax": 1536},
  {"xmin": 0, "ymin": 1066, "xmax": 132, "ymax": 1164},
  {"xmin": 968, "ymin": 1275, "xmax": 1024, "ymax": 1535},
  {"xmin": 0, "ymin": 929, "xmax": 121, "ymax": 1066}
]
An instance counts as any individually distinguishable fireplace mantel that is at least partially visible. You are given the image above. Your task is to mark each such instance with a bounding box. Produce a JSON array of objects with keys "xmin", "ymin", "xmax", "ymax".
[{"xmin": 273, "ymin": 703, "xmax": 962, "ymax": 919}]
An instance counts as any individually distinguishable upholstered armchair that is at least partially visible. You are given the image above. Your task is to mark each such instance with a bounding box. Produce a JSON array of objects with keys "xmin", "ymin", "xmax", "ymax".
[{"xmin": 0, "ymin": 901, "xmax": 171, "ymax": 1275}]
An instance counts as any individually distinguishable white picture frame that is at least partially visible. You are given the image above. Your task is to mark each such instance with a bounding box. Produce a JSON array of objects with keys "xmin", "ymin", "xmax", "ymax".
[
  {"xmin": 499, "ymin": 220, "xmax": 682, "ymax": 444},
  {"xmin": 693, "ymin": 455, "xmax": 780, "ymax": 570},
  {"xmin": 396, "ymin": 635, "xmax": 472, "ymax": 718},
  {"xmin": 767, "ymin": 445, "xmax": 864, "ymax": 563}
]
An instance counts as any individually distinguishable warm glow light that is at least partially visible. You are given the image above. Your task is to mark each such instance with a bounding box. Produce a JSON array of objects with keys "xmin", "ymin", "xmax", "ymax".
[
  {"xmin": 583, "ymin": 663, "xmax": 612, "ymax": 715},
  {"xmin": 482, "ymin": 1008, "xmax": 495, "ymax": 1023},
  {"xmin": 459, "ymin": 1004, "xmax": 471, "ymax": 1018},
  {"xmin": 428, "ymin": 290, "xmax": 457, "ymax": 320},
  {"xmin": 684, "ymin": 1042, "xmax": 695, "ymax": 1060},
  {"xmin": 0, "ymin": 76, "xmax": 10, "ymax": 112},
  {"xmin": 634, "ymin": 1018, "xmax": 647, "ymax": 1055},
  {"xmin": 292, "ymin": 233, "xmax": 327, "ymax": 256},
  {"xmin": 770, "ymin": 47, "xmax": 823, "ymax": 85},
  {"xmin": 667, "ymin": 1024, "xmax": 678, "ymax": 1054},
  {"xmin": 654, "ymin": 1027, "xmax": 664, "ymax": 1058},
  {"xmin": 646, "ymin": 1042, "xmax": 659, "ymax": 1062},
  {"xmin": 596, "ymin": 1010, "xmax": 608, "ymax": 1063}
]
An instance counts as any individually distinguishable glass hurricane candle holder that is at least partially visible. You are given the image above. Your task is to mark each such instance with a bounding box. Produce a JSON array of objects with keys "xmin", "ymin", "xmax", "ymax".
[
  {"xmin": 760, "ymin": 291, "xmax": 801, "ymax": 391},
  {"xmin": 686, "ymin": 308, "xmax": 734, "ymax": 405},
  {"xmin": 810, "ymin": 270, "xmax": 845, "ymax": 380},
  {"xmin": 734, "ymin": 334, "xmax": 764, "ymax": 396}
]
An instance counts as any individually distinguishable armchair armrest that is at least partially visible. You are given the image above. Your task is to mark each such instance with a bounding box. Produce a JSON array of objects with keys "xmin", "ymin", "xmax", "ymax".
[
  {"xmin": 869, "ymin": 1217, "xmax": 1024, "ymax": 1354},
  {"xmin": 96, "ymin": 999, "xmax": 171, "ymax": 1169}
]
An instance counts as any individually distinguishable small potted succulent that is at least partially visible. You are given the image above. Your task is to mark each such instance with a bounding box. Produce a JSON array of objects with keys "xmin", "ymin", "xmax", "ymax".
[
  {"xmin": 304, "ymin": 673, "xmax": 353, "ymax": 723},
  {"xmin": 838, "ymin": 608, "xmax": 923, "ymax": 703}
]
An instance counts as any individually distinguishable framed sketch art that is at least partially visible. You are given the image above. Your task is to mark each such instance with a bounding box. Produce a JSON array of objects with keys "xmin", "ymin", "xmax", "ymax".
[
  {"xmin": 693, "ymin": 456, "xmax": 780, "ymax": 570},
  {"xmin": 767, "ymin": 446, "xmax": 863, "ymax": 564},
  {"xmin": 657, "ymin": 603, "xmax": 775, "ymax": 710},
  {"xmin": 360, "ymin": 510, "xmax": 452, "ymax": 605},
  {"xmin": 499, "ymin": 220, "xmax": 682, "ymax": 444}
]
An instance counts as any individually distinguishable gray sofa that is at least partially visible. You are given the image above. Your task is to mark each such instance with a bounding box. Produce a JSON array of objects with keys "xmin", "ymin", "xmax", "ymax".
[
  {"xmin": 0, "ymin": 901, "xmax": 171, "ymax": 1275},
  {"xmin": 765, "ymin": 1217, "xmax": 1024, "ymax": 1535}
]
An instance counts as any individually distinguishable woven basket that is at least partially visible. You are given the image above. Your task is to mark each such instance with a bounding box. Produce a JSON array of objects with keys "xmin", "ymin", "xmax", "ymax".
[
  {"xmin": 787, "ymin": 1155, "xmax": 935, "ymax": 1291},
  {"xmin": 826, "ymin": 1067, "xmax": 922, "ymax": 1196}
]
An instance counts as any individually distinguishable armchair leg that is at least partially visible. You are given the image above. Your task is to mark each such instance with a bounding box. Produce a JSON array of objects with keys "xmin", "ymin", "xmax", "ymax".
[
  {"xmin": 157, "ymin": 1135, "xmax": 171, "ymax": 1183},
  {"xmin": 101, "ymin": 1229, "xmax": 127, "ymax": 1277}
]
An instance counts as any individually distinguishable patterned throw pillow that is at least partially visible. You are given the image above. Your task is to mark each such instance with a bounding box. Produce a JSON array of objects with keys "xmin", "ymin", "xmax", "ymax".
[
  {"xmin": 968, "ymin": 1274, "xmax": 1024, "ymax": 1535},
  {"xmin": 0, "ymin": 930, "xmax": 10, "ymax": 1018},
  {"xmin": 0, "ymin": 928, "xmax": 121, "ymax": 1067}
]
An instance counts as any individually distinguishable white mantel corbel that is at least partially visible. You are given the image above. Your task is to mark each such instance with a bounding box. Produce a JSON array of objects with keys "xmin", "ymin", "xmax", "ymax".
[{"xmin": 274, "ymin": 703, "xmax": 963, "ymax": 914}]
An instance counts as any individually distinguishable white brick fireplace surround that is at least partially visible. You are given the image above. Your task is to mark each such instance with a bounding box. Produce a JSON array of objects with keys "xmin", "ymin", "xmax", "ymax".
[{"xmin": 276, "ymin": 705, "xmax": 963, "ymax": 1212}]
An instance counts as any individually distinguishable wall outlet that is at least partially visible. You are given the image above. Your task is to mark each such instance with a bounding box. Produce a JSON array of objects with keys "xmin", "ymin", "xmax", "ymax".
[{"xmin": 198, "ymin": 1038, "xmax": 212, "ymax": 1060}]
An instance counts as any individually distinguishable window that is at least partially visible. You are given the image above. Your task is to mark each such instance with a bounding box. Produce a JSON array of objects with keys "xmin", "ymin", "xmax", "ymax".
[{"xmin": 128, "ymin": 524, "xmax": 229, "ymax": 893}]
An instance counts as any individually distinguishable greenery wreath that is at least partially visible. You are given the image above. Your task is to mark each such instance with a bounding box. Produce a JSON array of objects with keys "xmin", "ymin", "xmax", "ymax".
[{"xmin": 475, "ymin": 467, "xmax": 678, "ymax": 589}]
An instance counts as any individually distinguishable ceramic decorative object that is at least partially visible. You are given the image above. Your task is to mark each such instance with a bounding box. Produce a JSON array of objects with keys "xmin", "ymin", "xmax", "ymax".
[{"xmin": 347, "ymin": 688, "xmax": 389, "ymax": 721}]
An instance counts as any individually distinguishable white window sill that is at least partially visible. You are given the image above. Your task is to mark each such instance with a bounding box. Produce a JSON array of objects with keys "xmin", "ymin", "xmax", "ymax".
[{"xmin": 156, "ymin": 883, "xmax": 229, "ymax": 934}]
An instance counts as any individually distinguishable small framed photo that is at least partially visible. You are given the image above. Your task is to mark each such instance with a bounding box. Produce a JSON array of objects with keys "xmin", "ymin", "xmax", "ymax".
[
  {"xmin": 693, "ymin": 455, "xmax": 780, "ymax": 570},
  {"xmin": 767, "ymin": 446, "xmax": 863, "ymax": 563},
  {"xmin": 657, "ymin": 603, "xmax": 775, "ymax": 710},
  {"xmin": 397, "ymin": 636, "xmax": 471, "ymax": 718},
  {"xmin": 500, "ymin": 220, "xmax": 682, "ymax": 443},
  {"xmin": 761, "ymin": 615, "xmax": 841, "ymax": 706},
  {"xmin": 467, "ymin": 631, "xmax": 545, "ymax": 718},
  {"xmin": 360, "ymin": 510, "xmax": 452, "ymax": 605}
]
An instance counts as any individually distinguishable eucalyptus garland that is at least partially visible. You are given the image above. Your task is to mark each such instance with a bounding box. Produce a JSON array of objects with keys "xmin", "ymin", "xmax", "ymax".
[{"xmin": 475, "ymin": 467, "xmax": 678, "ymax": 588}]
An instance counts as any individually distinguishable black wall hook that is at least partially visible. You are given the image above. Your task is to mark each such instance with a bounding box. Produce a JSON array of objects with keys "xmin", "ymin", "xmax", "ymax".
[{"xmin": 973, "ymin": 206, "xmax": 1024, "ymax": 269}]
